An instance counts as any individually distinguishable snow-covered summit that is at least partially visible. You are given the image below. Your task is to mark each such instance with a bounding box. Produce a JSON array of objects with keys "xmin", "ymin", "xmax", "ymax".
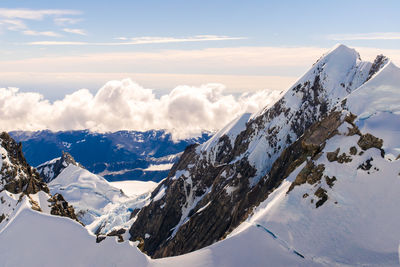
[
  {"xmin": 129, "ymin": 44, "xmax": 398, "ymax": 262},
  {"xmin": 198, "ymin": 44, "xmax": 382, "ymax": 184},
  {"xmin": 37, "ymin": 151, "xmax": 82, "ymax": 183}
]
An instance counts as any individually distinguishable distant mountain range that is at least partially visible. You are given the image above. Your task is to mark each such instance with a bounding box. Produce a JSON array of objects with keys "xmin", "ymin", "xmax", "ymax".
[{"xmin": 10, "ymin": 130, "xmax": 211, "ymax": 182}]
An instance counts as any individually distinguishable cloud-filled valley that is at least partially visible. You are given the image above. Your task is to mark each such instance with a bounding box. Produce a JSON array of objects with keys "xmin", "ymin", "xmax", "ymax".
[{"xmin": 0, "ymin": 79, "xmax": 281, "ymax": 139}]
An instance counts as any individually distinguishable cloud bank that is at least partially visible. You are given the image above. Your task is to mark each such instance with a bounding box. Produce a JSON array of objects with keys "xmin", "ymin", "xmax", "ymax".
[
  {"xmin": 0, "ymin": 79, "xmax": 281, "ymax": 139},
  {"xmin": 28, "ymin": 35, "xmax": 246, "ymax": 46}
]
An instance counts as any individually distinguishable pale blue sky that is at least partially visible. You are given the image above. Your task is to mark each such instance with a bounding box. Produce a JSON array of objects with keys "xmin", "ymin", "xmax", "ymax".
[{"xmin": 1, "ymin": 0, "xmax": 400, "ymax": 99}]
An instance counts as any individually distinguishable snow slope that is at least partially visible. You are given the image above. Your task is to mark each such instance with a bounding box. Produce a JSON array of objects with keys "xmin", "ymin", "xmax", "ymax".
[
  {"xmin": 237, "ymin": 62, "xmax": 400, "ymax": 266},
  {"xmin": 0, "ymin": 200, "xmax": 149, "ymax": 267},
  {"xmin": 346, "ymin": 61, "xmax": 400, "ymax": 158},
  {"xmin": 244, "ymin": 128, "xmax": 400, "ymax": 266},
  {"xmin": 0, "ymin": 197, "xmax": 319, "ymax": 267},
  {"xmin": 48, "ymin": 164, "xmax": 158, "ymax": 234},
  {"xmin": 49, "ymin": 164, "xmax": 126, "ymax": 225}
]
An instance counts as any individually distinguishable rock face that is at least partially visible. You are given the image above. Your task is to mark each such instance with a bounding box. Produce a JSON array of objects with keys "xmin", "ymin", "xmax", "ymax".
[
  {"xmin": 0, "ymin": 132, "xmax": 48, "ymax": 195},
  {"xmin": 37, "ymin": 151, "xmax": 82, "ymax": 183},
  {"xmin": 48, "ymin": 193, "xmax": 81, "ymax": 223},
  {"xmin": 0, "ymin": 132, "xmax": 80, "ymax": 223},
  {"xmin": 129, "ymin": 45, "xmax": 391, "ymax": 258}
]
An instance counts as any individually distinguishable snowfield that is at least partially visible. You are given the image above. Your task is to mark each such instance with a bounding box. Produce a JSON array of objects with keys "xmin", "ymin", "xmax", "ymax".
[{"xmin": 0, "ymin": 197, "xmax": 317, "ymax": 267}]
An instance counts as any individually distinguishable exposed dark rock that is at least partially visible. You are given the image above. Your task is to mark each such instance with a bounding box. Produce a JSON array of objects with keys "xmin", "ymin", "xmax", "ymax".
[
  {"xmin": 367, "ymin": 55, "xmax": 388, "ymax": 81},
  {"xmin": 0, "ymin": 132, "xmax": 49, "ymax": 195},
  {"xmin": 107, "ymin": 228, "xmax": 126, "ymax": 242},
  {"xmin": 344, "ymin": 113, "xmax": 357, "ymax": 124},
  {"xmin": 107, "ymin": 228, "xmax": 126, "ymax": 236},
  {"xmin": 358, "ymin": 158, "xmax": 373, "ymax": 171},
  {"xmin": 349, "ymin": 146, "xmax": 357, "ymax": 155},
  {"xmin": 314, "ymin": 187, "xmax": 328, "ymax": 208},
  {"xmin": 337, "ymin": 153, "xmax": 352, "ymax": 163},
  {"xmin": 96, "ymin": 235, "xmax": 106, "ymax": 243},
  {"xmin": 28, "ymin": 196, "xmax": 42, "ymax": 212},
  {"xmin": 48, "ymin": 193, "xmax": 82, "ymax": 224},
  {"xmin": 326, "ymin": 148, "xmax": 340, "ymax": 162},
  {"xmin": 130, "ymin": 208, "xmax": 141, "ymax": 219},
  {"xmin": 289, "ymin": 162, "xmax": 325, "ymax": 191},
  {"xmin": 357, "ymin": 133, "xmax": 383, "ymax": 151},
  {"xmin": 325, "ymin": 176, "xmax": 337, "ymax": 188}
]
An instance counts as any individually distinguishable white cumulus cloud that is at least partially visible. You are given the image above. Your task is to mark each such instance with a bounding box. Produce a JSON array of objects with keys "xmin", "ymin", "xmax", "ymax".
[{"xmin": 0, "ymin": 79, "xmax": 281, "ymax": 139}]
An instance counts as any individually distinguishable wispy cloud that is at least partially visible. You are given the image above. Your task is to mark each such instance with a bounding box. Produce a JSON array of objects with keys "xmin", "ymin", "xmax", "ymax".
[
  {"xmin": 0, "ymin": 8, "xmax": 82, "ymax": 38},
  {"xmin": 0, "ymin": 8, "xmax": 81, "ymax": 20},
  {"xmin": 0, "ymin": 19, "xmax": 27, "ymax": 31},
  {"xmin": 327, "ymin": 32, "xmax": 400, "ymax": 41},
  {"xmin": 54, "ymin": 17, "xmax": 82, "ymax": 26},
  {"xmin": 117, "ymin": 35, "xmax": 247, "ymax": 44},
  {"xmin": 23, "ymin": 30, "xmax": 61, "ymax": 37},
  {"xmin": 28, "ymin": 35, "xmax": 246, "ymax": 46},
  {"xmin": 63, "ymin": 28, "xmax": 86, "ymax": 36}
]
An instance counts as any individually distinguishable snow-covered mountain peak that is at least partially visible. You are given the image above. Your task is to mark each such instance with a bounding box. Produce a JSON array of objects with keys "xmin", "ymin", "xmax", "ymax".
[
  {"xmin": 129, "ymin": 45, "xmax": 397, "ymax": 260},
  {"xmin": 37, "ymin": 151, "xmax": 82, "ymax": 183},
  {"xmin": 280, "ymin": 44, "xmax": 373, "ymax": 111}
]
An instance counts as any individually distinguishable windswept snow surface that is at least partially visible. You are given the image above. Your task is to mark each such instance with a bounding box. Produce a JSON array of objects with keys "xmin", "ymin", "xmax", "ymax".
[
  {"xmin": 0, "ymin": 202, "xmax": 149, "ymax": 267},
  {"xmin": 0, "ymin": 199, "xmax": 318, "ymax": 267},
  {"xmin": 244, "ymin": 133, "xmax": 400, "ymax": 266},
  {"xmin": 49, "ymin": 165, "xmax": 126, "ymax": 225},
  {"xmin": 48, "ymin": 165, "xmax": 158, "ymax": 234},
  {"xmin": 346, "ymin": 61, "xmax": 400, "ymax": 158}
]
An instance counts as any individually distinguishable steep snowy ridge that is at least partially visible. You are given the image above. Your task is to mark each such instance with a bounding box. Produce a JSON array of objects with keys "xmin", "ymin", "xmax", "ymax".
[
  {"xmin": 0, "ymin": 132, "xmax": 80, "ymax": 231},
  {"xmin": 201, "ymin": 44, "xmax": 373, "ymax": 179},
  {"xmin": 37, "ymin": 151, "xmax": 82, "ymax": 182},
  {"xmin": 129, "ymin": 44, "xmax": 398, "ymax": 264},
  {"xmin": 43, "ymin": 160, "xmax": 158, "ymax": 235}
]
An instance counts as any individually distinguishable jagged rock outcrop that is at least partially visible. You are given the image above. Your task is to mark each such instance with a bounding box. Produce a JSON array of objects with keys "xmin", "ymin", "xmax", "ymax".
[
  {"xmin": 0, "ymin": 132, "xmax": 80, "ymax": 224},
  {"xmin": 37, "ymin": 151, "xmax": 82, "ymax": 183},
  {"xmin": 0, "ymin": 132, "xmax": 48, "ymax": 194},
  {"xmin": 129, "ymin": 45, "xmax": 392, "ymax": 258},
  {"xmin": 48, "ymin": 193, "xmax": 81, "ymax": 223}
]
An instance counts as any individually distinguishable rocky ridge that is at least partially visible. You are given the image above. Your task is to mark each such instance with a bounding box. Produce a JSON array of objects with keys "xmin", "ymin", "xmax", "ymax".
[
  {"xmin": 37, "ymin": 151, "xmax": 82, "ymax": 183},
  {"xmin": 0, "ymin": 132, "xmax": 80, "ymax": 225},
  {"xmin": 129, "ymin": 45, "xmax": 395, "ymax": 258}
]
